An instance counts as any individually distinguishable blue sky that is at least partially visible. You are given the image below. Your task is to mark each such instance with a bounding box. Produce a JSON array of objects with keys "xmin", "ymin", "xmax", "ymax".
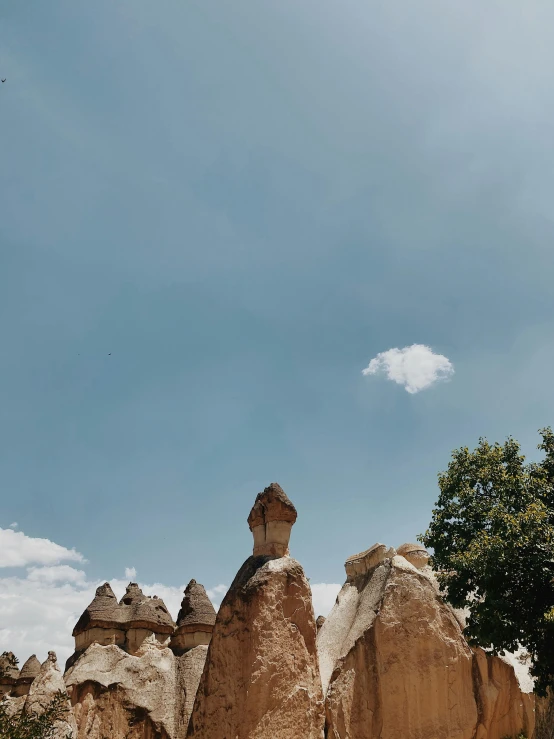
[{"xmin": 2, "ymin": 0, "xmax": 554, "ymax": 657}]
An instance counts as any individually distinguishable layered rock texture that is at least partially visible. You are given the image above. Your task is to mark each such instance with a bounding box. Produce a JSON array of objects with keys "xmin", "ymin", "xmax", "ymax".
[
  {"xmin": 170, "ymin": 580, "xmax": 216, "ymax": 653},
  {"xmin": 187, "ymin": 484, "xmax": 325, "ymax": 739},
  {"xmin": 1, "ymin": 486, "xmax": 543, "ymax": 739},
  {"xmin": 318, "ymin": 542, "xmax": 535, "ymax": 739},
  {"xmin": 62, "ymin": 578, "xmax": 216, "ymax": 739},
  {"xmin": 25, "ymin": 652, "xmax": 77, "ymax": 739},
  {"xmin": 70, "ymin": 582, "xmax": 175, "ymax": 665}
]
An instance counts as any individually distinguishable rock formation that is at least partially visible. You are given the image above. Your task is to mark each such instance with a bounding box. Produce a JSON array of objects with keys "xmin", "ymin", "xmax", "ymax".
[
  {"xmin": 0, "ymin": 651, "xmax": 19, "ymax": 697},
  {"xmin": 170, "ymin": 580, "xmax": 216, "ymax": 654},
  {"xmin": 247, "ymin": 481, "xmax": 298, "ymax": 557},
  {"xmin": 66, "ymin": 640, "xmax": 176, "ymax": 739},
  {"xmin": 1, "ymin": 492, "xmax": 544, "ymax": 739},
  {"xmin": 187, "ymin": 483, "xmax": 325, "ymax": 739},
  {"xmin": 13, "ymin": 654, "xmax": 41, "ymax": 697},
  {"xmin": 25, "ymin": 651, "xmax": 77, "ymax": 739},
  {"xmin": 64, "ymin": 578, "xmax": 214, "ymax": 739},
  {"xmin": 318, "ymin": 542, "xmax": 535, "ymax": 739},
  {"xmin": 70, "ymin": 581, "xmax": 175, "ymax": 668}
]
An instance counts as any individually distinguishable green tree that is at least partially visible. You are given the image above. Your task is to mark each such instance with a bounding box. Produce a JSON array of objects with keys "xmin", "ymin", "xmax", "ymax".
[
  {"xmin": 0, "ymin": 653, "xmax": 72, "ymax": 739},
  {"xmin": 420, "ymin": 428, "xmax": 554, "ymax": 695}
]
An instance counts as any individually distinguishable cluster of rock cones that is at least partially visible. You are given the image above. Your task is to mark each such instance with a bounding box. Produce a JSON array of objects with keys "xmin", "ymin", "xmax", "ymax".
[{"xmin": 1, "ymin": 483, "xmax": 549, "ymax": 739}]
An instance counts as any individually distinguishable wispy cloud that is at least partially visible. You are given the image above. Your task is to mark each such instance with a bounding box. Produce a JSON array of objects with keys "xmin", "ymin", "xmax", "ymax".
[
  {"xmin": 0, "ymin": 528, "xmax": 342, "ymax": 666},
  {"xmin": 0, "ymin": 528, "xmax": 85, "ymax": 568},
  {"xmin": 362, "ymin": 344, "xmax": 454, "ymax": 394}
]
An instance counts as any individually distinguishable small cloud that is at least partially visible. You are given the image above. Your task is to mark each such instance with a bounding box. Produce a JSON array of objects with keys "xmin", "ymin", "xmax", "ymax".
[
  {"xmin": 0, "ymin": 527, "xmax": 85, "ymax": 568},
  {"xmin": 124, "ymin": 567, "xmax": 137, "ymax": 580},
  {"xmin": 9, "ymin": 523, "xmax": 18, "ymax": 529},
  {"xmin": 362, "ymin": 344, "xmax": 454, "ymax": 394}
]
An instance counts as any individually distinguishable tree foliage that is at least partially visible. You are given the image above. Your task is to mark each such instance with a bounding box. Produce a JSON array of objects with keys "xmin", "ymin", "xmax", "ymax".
[{"xmin": 420, "ymin": 428, "xmax": 554, "ymax": 695}]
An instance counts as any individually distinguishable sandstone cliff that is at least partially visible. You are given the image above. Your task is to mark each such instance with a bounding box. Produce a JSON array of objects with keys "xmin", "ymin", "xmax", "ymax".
[
  {"xmin": 187, "ymin": 484, "xmax": 325, "ymax": 739},
  {"xmin": 318, "ymin": 544, "xmax": 535, "ymax": 739}
]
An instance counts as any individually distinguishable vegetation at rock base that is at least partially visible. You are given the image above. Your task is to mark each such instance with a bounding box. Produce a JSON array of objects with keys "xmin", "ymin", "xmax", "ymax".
[
  {"xmin": 0, "ymin": 653, "xmax": 72, "ymax": 739},
  {"xmin": 421, "ymin": 427, "xmax": 554, "ymax": 695}
]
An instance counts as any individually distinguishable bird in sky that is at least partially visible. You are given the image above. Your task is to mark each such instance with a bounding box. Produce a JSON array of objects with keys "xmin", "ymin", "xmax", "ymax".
[{"xmin": 1, "ymin": 79, "xmax": 6, "ymax": 84}]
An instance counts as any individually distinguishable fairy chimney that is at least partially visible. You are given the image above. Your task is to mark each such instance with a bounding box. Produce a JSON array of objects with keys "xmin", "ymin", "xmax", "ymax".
[
  {"xmin": 247, "ymin": 482, "xmax": 297, "ymax": 557},
  {"xmin": 170, "ymin": 580, "xmax": 217, "ymax": 654},
  {"xmin": 397, "ymin": 542, "xmax": 430, "ymax": 570},
  {"xmin": 13, "ymin": 654, "xmax": 41, "ymax": 697},
  {"xmin": 119, "ymin": 583, "xmax": 175, "ymax": 654},
  {"xmin": 0, "ymin": 651, "xmax": 19, "ymax": 697},
  {"xmin": 72, "ymin": 582, "xmax": 126, "ymax": 656}
]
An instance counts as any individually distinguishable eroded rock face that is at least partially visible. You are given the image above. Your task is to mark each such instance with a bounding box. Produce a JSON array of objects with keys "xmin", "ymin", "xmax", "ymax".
[
  {"xmin": 65, "ymin": 642, "xmax": 176, "ymax": 739},
  {"xmin": 25, "ymin": 652, "xmax": 77, "ymax": 739},
  {"xmin": 174, "ymin": 646, "xmax": 209, "ymax": 739},
  {"xmin": 318, "ymin": 551, "xmax": 534, "ymax": 739},
  {"xmin": 64, "ymin": 636, "xmax": 209, "ymax": 739},
  {"xmin": 472, "ymin": 648, "xmax": 535, "ymax": 739},
  {"xmin": 187, "ymin": 556, "xmax": 325, "ymax": 739}
]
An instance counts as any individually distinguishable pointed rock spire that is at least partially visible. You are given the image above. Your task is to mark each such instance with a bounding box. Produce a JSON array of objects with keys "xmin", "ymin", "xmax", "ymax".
[
  {"xmin": 171, "ymin": 580, "xmax": 216, "ymax": 653},
  {"xmin": 18, "ymin": 654, "xmax": 41, "ymax": 681},
  {"xmin": 72, "ymin": 582, "xmax": 122, "ymax": 636},
  {"xmin": 247, "ymin": 482, "xmax": 297, "ymax": 557},
  {"xmin": 176, "ymin": 580, "xmax": 217, "ymax": 629},
  {"xmin": 13, "ymin": 654, "xmax": 41, "ymax": 697}
]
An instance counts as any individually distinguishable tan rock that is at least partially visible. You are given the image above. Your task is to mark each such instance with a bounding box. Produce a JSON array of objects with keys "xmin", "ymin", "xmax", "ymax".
[
  {"xmin": 170, "ymin": 580, "xmax": 216, "ymax": 654},
  {"xmin": 472, "ymin": 647, "xmax": 535, "ymax": 739},
  {"xmin": 174, "ymin": 646, "xmax": 209, "ymax": 739},
  {"xmin": 318, "ymin": 549, "xmax": 534, "ymax": 739},
  {"xmin": 536, "ymin": 691, "xmax": 554, "ymax": 739},
  {"xmin": 188, "ymin": 484, "xmax": 324, "ymax": 739},
  {"xmin": 13, "ymin": 654, "xmax": 41, "ymax": 697},
  {"xmin": 396, "ymin": 542, "xmax": 430, "ymax": 570},
  {"xmin": 316, "ymin": 615, "xmax": 326, "ymax": 632},
  {"xmin": 344, "ymin": 543, "xmax": 395, "ymax": 582},
  {"xmin": 0, "ymin": 651, "xmax": 19, "ymax": 697},
  {"xmin": 65, "ymin": 641, "xmax": 177, "ymax": 739},
  {"xmin": 70, "ymin": 582, "xmax": 175, "ymax": 664},
  {"xmin": 247, "ymin": 482, "xmax": 297, "ymax": 557},
  {"xmin": 25, "ymin": 651, "xmax": 77, "ymax": 739}
]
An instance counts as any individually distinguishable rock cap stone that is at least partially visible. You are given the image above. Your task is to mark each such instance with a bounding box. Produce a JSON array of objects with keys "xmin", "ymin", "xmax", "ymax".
[
  {"xmin": 73, "ymin": 582, "xmax": 121, "ymax": 636},
  {"xmin": 17, "ymin": 655, "xmax": 41, "ymax": 683},
  {"xmin": 247, "ymin": 483, "xmax": 297, "ymax": 530},
  {"xmin": 345, "ymin": 543, "xmax": 395, "ymax": 581},
  {"xmin": 397, "ymin": 542, "xmax": 430, "ymax": 570},
  {"xmin": 176, "ymin": 580, "xmax": 216, "ymax": 631}
]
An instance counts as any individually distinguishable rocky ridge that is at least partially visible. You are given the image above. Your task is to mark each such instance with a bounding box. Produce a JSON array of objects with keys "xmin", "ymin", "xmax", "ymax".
[{"xmin": 1, "ymin": 483, "xmax": 544, "ymax": 738}]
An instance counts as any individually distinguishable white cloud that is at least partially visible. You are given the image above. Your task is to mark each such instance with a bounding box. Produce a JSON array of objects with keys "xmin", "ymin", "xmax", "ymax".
[
  {"xmin": 362, "ymin": 344, "xmax": 454, "ymax": 394},
  {"xmin": 9, "ymin": 523, "xmax": 18, "ymax": 529},
  {"xmin": 310, "ymin": 583, "xmax": 342, "ymax": 618},
  {"xmin": 0, "ymin": 528, "xmax": 85, "ymax": 568},
  {"xmin": 124, "ymin": 567, "xmax": 137, "ymax": 580},
  {"xmin": 27, "ymin": 566, "xmax": 87, "ymax": 585},
  {"xmin": 206, "ymin": 584, "xmax": 228, "ymax": 606},
  {"xmin": 0, "ymin": 528, "xmax": 342, "ymax": 669}
]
